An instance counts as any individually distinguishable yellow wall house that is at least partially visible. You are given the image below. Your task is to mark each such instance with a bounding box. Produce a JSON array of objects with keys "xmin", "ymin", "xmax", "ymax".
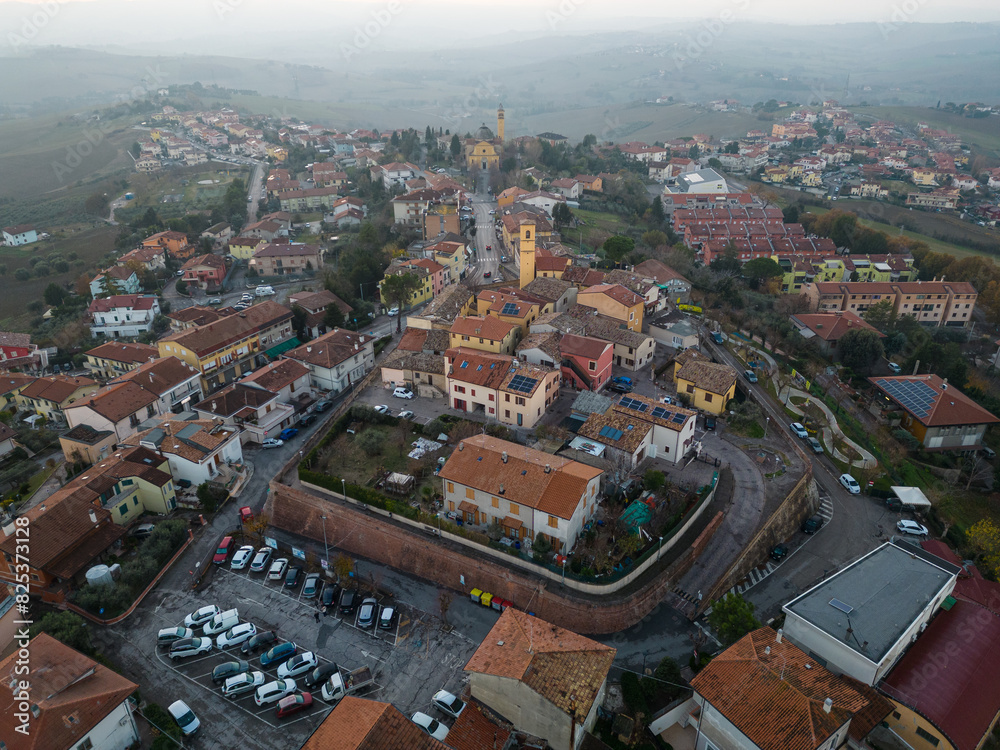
[
  {"xmin": 16, "ymin": 376, "xmax": 99, "ymax": 426},
  {"xmin": 380, "ymin": 264, "xmax": 433, "ymax": 310},
  {"xmin": 449, "ymin": 315, "xmax": 520, "ymax": 355},
  {"xmin": 912, "ymin": 168, "xmax": 939, "ymax": 187},
  {"xmin": 227, "ymin": 236, "xmax": 266, "ymax": 261},
  {"xmin": 675, "ymin": 360, "xmax": 738, "ymax": 415},
  {"xmin": 578, "ymin": 284, "xmax": 645, "ymax": 332}
]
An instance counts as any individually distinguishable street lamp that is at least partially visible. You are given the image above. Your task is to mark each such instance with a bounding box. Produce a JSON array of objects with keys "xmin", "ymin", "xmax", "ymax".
[
  {"xmin": 658, "ymin": 536, "xmax": 663, "ymax": 561},
  {"xmin": 321, "ymin": 515, "xmax": 329, "ymax": 570},
  {"xmin": 764, "ymin": 416, "xmax": 770, "ymax": 438},
  {"xmin": 341, "ymin": 478, "xmax": 346, "ymax": 500}
]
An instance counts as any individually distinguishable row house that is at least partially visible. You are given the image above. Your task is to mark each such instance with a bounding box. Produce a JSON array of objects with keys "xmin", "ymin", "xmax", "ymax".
[
  {"xmin": 250, "ymin": 243, "xmax": 322, "ymax": 277},
  {"xmin": 194, "ymin": 382, "xmax": 295, "ymax": 444},
  {"xmin": 278, "ymin": 186, "xmax": 341, "ymax": 212},
  {"xmin": 88, "ymin": 294, "xmax": 161, "ymax": 338},
  {"xmin": 535, "ymin": 306, "xmax": 656, "ymax": 372},
  {"xmin": 17, "ymin": 375, "xmax": 98, "ymax": 425},
  {"xmin": 906, "ymin": 188, "xmax": 960, "ymax": 211},
  {"xmin": 423, "ymin": 239, "xmax": 468, "ymax": 285},
  {"xmin": 477, "ymin": 289, "xmax": 544, "ymax": 336},
  {"xmin": 801, "ymin": 280, "xmax": 977, "ymax": 327},
  {"xmin": 284, "ymin": 328, "xmax": 375, "ymax": 394},
  {"xmin": 517, "ymin": 330, "xmax": 613, "ymax": 392},
  {"xmin": 84, "ymin": 341, "xmax": 158, "ymax": 380},
  {"xmin": 450, "ymin": 315, "xmax": 520, "ymax": 356}
]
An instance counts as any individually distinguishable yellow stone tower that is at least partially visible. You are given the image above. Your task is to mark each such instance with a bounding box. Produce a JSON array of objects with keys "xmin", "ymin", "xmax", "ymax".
[
  {"xmin": 497, "ymin": 103, "xmax": 505, "ymax": 142},
  {"xmin": 519, "ymin": 221, "xmax": 535, "ymax": 289}
]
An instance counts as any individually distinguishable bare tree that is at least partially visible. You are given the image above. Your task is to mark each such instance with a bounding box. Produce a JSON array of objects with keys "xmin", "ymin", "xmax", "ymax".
[
  {"xmin": 962, "ymin": 453, "xmax": 994, "ymax": 491},
  {"xmin": 438, "ymin": 589, "xmax": 453, "ymax": 627}
]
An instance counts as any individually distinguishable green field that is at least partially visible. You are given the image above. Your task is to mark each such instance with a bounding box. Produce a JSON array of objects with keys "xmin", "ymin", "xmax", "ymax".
[{"xmin": 572, "ymin": 208, "xmax": 632, "ymax": 253}]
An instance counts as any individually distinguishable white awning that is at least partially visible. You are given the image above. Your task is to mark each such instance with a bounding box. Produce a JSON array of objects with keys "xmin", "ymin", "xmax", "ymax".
[{"xmin": 890, "ymin": 486, "xmax": 932, "ymax": 508}]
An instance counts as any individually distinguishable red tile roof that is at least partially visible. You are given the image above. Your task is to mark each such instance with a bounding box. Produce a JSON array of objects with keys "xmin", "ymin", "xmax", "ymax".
[
  {"xmin": 450, "ymin": 315, "xmax": 517, "ymax": 342},
  {"xmin": 869, "ymin": 373, "xmax": 1000, "ymax": 428},
  {"xmin": 87, "ymin": 295, "xmax": 158, "ymax": 313},
  {"xmin": 301, "ymin": 696, "xmax": 449, "ymax": 750},
  {"xmin": 86, "ymin": 341, "xmax": 158, "ymax": 364},
  {"xmin": 792, "ymin": 312, "xmax": 883, "ymax": 342},
  {"xmin": 691, "ymin": 628, "xmax": 891, "ymax": 750},
  {"xmin": 445, "ymin": 700, "xmax": 512, "ymax": 750},
  {"xmin": 881, "ymin": 600, "xmax": 1000, "ymax": 750}
]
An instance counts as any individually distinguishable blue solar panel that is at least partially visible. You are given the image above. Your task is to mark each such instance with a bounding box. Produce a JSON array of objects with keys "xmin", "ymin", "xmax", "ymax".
[
  {"xmin": 671, "ymin": 412, "xmax": 688, "ymax": 424},
  {"xmin": 500, "ymin": 302, "xmax": 520, "ymax": 316},
  {"xmin": 618, "ymin": 396, "xmax": 648, "ymax": 413},
  {"xmin": 507, "ymin": 375, "xmax": 538, "ymax": 394},
  {"xmin": 875, "ymin": 378, "xmax": 938, "ymax": 419},
  {"xmin": 650, "ymin": 406, "xmax": 669, "ymax": 419},
  {"xmin": 599, "ymin": 425, "xmax": 624, "ymax": 441}
]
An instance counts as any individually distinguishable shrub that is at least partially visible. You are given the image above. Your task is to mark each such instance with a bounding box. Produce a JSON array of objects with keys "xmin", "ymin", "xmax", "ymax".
[
  {"xmin": 144, "ymin": 703, "xmax": 182, "ymax": 742},
  {"xmin": 621, "ymin": 671, "xmax": 649, "ymax": 717},
  {"xmin": 14, "ymin": 268, "xmax": 30, "ymax": 281},
  {"xmin": 355, "ymin": 427, "xmax": 388, "ymax": 455}
]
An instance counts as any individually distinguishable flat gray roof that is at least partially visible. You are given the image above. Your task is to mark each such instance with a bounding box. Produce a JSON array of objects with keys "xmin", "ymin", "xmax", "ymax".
[{"xmin": 783, "ymin": 541, "xmax": 959, "ymax": 663}]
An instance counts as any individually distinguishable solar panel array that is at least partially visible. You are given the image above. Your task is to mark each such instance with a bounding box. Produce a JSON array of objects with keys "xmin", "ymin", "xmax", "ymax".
[
  {"xmin": 618, "ymin": 396, "xmax": 648, "ymax": 413},
  {"xmin": 875, "ymin": 378, "xmax": 937, "ymax": 419},
  {"xmin": 500, "ymin": 302, "xmax": 520, "ymax": 316},
  {"xmin": 650, "ymin": 406, "xmax": 669, "ymax": 420},
  {"xmin": 507, "ymin": 375, "xmax": 538, "ymax": 394},
  {"xmin": 599, "ymin": 425, "xmax": 624, "ymax": 441},
  {"xmin": 671, "ymin": 412, "xmax": 688, "ymax": 424}
]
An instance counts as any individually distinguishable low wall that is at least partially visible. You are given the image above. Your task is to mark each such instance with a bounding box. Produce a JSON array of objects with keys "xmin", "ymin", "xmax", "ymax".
[{"xmin": 267, "ymin": 482, "xmax": 724, "ymax": 635}]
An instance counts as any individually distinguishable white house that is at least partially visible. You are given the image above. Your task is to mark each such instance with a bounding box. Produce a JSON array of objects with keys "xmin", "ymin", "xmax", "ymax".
[
  {"xmin": 372, "ymin": 161, "xmax": 421, "ymax": 188},
  {"xmin": 64, "ymin": 380, "xmax": 162, "ymax": 444},
  {"xmin": 90, "ymin": 267, "xmax": 141, "ymax": 298},
  {"xmin": 517, "ymin": 190, "xmax": 566, "ymax": 218},
  {"xmin": 284, "ymin": 328, "xmax": 375, "ymax": 393},
  {"xmin": 130, "ymin": 419, "xmax": 244, "ymax": 485},
  {"xmin": 241, "ymin": 358, "xmax": 313, "ymax": 411},
  {"xmin": 2, "ymin": 224, "xmax": 38, "ymax": 246},
  {"xmin": 113, "ymin": 356, "xmax": 203, "ymax": 416},
  {"xmin": 193, "ymin": 382, "xmax": 296, "ymax": 444},
  {"xmin": 0, "ymin": 633, "xmax": 140, "ymax": 750},
  {"xmin": 88, "ymin": 295, "xmax": 161, "ymax": 338}
]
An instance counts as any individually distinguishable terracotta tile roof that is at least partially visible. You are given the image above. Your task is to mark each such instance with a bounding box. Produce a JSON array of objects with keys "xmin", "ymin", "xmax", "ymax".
[
  {"xmin": 579, "ymin": 283, "xmax": 644, "ymax": 309},
  {"xmin": 416, "ymin": 285, "xmax": 474, "ymax": 324},
  {"xmin": 285, "ymin": 328, "xmax": 371, "ymax": 370},
  {"xmin": 241, "ymin": 358, "xmax": 310, "ymax": 392},
  {"xmin": 811, "ymin": 280, "xmax": 977, "ymax": 296},
  {"xmin": 0, "ymin": 372, "xmax": 36, "ymax": 396},
  {"xmin": 166, "ymin": 305, "xmax": 226, "ymax": 327},
  {"xmin": 691, "ymin": 628, "xmax": 888, "ymax": 750},
  {"xmin": 124, "ymin": 419, "xmax": 239, "ymax": 464},
  {"xmin": 161, "ymin": 301, "xmax": 292, "ymax": 357},
  {"xmin": 287, "ymin": 289, "xmax": 352, "ymax": 315},
  {"xmin": 673, "ymin": 348, "xmax": 708, "ymax": 368},
  {"xmin": 610, "ymin": 392, "xmax": 697, "ymax": 432},
  {"xmin": 792, "ymin": 312, "xmax": 883, "ymax": 342},
  {"xmin": 562, "ymin": 266, "xmax": 607, "ymax": 287},
  {"xmin": 86, "ymin": 295, "xmax": 158, "ymax": 315},
  {"xmin": 445, "ymin": 349, "xmax": 514, "ymax": 389},
  {"xmin": 66, "ymin": 381, "xmax": 159, "ymax": 423},
  {"xmin": 439, "ymin": 435, "xmax": 601, "ymax": 520},
  {"xmin": 523, "ymin": 276, "xmax": 573, "ymax": 301},
  {"xmin": 554, "ymin": 306, "xmax": 651, "ymax": 349},
  {"xmin": 869, "ymin": 373, "xmax": 1000, "ymax": 428},
  {"xmin": 301, "ymin": 696, "xmax": 449, "ymax": 750},
  {"xmin": 578, "ymin": 411, "xmax": 651, "ymax": 453},
  {"xmin": 517, "ymin": 331, "xmax": 563, "ymax": 361},
  {"xmin": 381, "ymin": 349, "xmax": 446, "ymax": 376},
  {"xmin": 181, "ymin": 253, "xmax": 225, "ymax": 270},
  {"xmin": 397, "ymin": 328, "xmax": 429, "ymax": 352},
  {"xmin": 603, "ymin": 269, "xmax": 656, "ymax": 298},
  {"xmin": 86, "ymin": 341, "xmax": 158, "ymax": 365},
  {"xmin": 450, "ymin": 315, "xmax": 517, "ymax": 342},
  {"xmin": 19, "ymin": 375, "xmax": 96, "ymax": 405},
  {"xmin": 445, "ymin": 700, "xmax": 513, "ymax": 750},
  {"xmin": 116, "ymin": 356, "xmax": 200, "ymax": 396},
  {"xmin": 0, "ymin": 421, "xmax": 16, "ymax": 443},
  {"xmin": 676, "ymin": 361, "xmax": 738, "ymax": 396},
  {"xmin": 254, "ymin": 242, "xmax": 322, "ymax": 258},
  {"xmin": 195, "ymin": 382, "xmax": 276, "ymax": 417},
  {"xmin": 0, "ymin": 633, "xmax": 138, "ymax": 750},
  {"xmin": 465, "ymin": 608, "xmax": 615, "ymax": 719},
  {"xmin": 0, "ymin": 331, "xmax": 32, "ymax": 348},
  {"xmin": 560, "ymin": 333, "xmax": 610, "ymax": 361},
  {"xmin": 881, "ymin": 600, "xmax": 1000, "ymax": 750}
]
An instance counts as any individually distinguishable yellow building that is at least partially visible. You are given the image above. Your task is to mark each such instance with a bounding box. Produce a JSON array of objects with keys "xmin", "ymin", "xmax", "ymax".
[
  {"xmin": 912, "ymin": 168, "xmax": 940, "ymax": 187},
  {"xmin": 497, "ymin": 103, "xmax": 505, "ymax": 141},
  {"xmin": 674, "ymin": 360, "xmax": 738, "ymax": 415},
  {"xmin": 267, "ymin": 145, "xmax": 288, "ymax": 162},
  {"xmin": 763, "ymin": 166, "xmax": 788, "ymax": 183},
  {"xmin": 16, "ymin": 376, "xmax": 99, "ymax": 426},
  {"xmin": 379, "ymin": 264, "xmax": 434, "ymax": 310},
  {"xmin": 577, "ymin": 284, "xmax": 644, "ymax": 332},
  {"xmin": 519, "ymin": 222, "xmax": 536, "ymax": 289},
  {"xmin": 787, "ymin": 164, "xmax": 804, "ymax": 179},
  {"xmin": 497, "ymin": 186, "xmax": 531, "ymax": 207},
  {"xmin": 801, "ymin": 171, "xmax": 823, "ymax": 187},
  {"xmin": 464, "ymin": 106, "xmax": 505, "ymax": 172},
  {"xmin": 477, "ymin": 291, "xmax": 541, "ymax": 337},
  {"xmin": 227, "ymin": 236, "xmax": 266, "ymax": 261},
  {"xmin": 449, "ymin": 315, "xmax": 520, "ymax": 355}
]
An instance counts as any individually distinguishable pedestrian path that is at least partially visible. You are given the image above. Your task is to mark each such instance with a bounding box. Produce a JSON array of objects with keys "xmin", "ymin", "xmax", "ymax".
[{"xmin": 782, "ymin": 386, "xmax": 877, "ymax": 469}]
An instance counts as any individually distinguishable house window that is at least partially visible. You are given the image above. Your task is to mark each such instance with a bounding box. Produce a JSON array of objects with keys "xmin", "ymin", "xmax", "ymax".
[
  {"xmin": 77, "ymin": 739, "xmax": 94, "ymax": 750},
  {"xmin": 686, "ymin": 384, "xmax": 695, "ymax": 394},
  {"xmin": 548, "ymin": 515, "xmax": 558, "ymax": 528},
  {"xmin": 892, "ymin": 712, "xmax": 901, "ymax": 720},
  {"xmin": 705, "ymin": 393, "xmax": 713, "ymax": 403},
  {"xmin": 510, "ymin": 503, "xmax": 519, "ymax": 515},
  {"xmin": 588, "ymin": 361, "xmax": 596, "ymax": 371},
  {"xmin": 914, "ymin": 727, "xmax": 940, "ymax": 747},
  {"xmin": 492, "ymin": 496, "xmax": 499, "ymax": 508},
  {"xmin": 465, "ymin": 488, "xmax": 475, "ymax": 500},
  {"xmin": 447, "ymin": 482, "xmax": 454, "ymax": 493}
]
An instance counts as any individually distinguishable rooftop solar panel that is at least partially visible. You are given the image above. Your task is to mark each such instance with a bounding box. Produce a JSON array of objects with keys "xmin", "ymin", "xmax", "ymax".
[
  {"xmin": 507, "ymin": 375, "xmax": 538, "ymax": 394},
  {"xmin": 876, "ymin": 378, "xmax": 938, "ymax": 419},
  {"xmin": 650, "ymin": 406, "xmax": 669, "ymax": 419},
  {"xmin": 618, "ymin": 396, "xmax": 648, "ymax": 413},
  {"xmin": 671, "ymin": 412, "xmax": 688, "ymax": 424},
  {"xmin": 500, "ymin": 302, "xmax": 520, "ymax": 316}
]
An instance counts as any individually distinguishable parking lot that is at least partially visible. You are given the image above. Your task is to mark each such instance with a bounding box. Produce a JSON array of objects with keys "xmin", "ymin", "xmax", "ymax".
[{"xmin": 101, "ymin": 541, "xmax": 480, "ymax": 749}]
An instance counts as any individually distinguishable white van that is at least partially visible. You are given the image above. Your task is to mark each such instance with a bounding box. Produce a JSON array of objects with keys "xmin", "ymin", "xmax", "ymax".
[
  {"xmin": 202, "ymin": 608, "xmax": 239, "ymax": 636},
  {"xmin": 255, "ymin": 286, "xmax": 275, "ymax": 297}
]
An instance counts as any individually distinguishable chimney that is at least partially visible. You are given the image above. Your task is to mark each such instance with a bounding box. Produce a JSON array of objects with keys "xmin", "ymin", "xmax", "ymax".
[
  {"xmin": 307, "ymin": 346, "xmax": 312, "ymax": 353},
  {"xmin": 545, "ymin": 464, "xmax": 551, "ymax": 473},
  {"xmin": 355, "ymin": 343, "xmax": 359, "ymax": 350},
  {"xmin": 776, "ymin": 628, "xmax": 783, "ymax": 643},
  {"xmin": 163, "ymin": 423, "xmax": 172, "ymax": 436},
  {"xmin": 501, "ymin": 451, "xmax": 508, "ymax": 463},
  {"xmin": 499, "ymin": 483, "xmax": 505, "ymax": 494},
  {"xmin": 458, "ymin": 444, "xmax": 464, "ymax": 451},
  {"xmin": 823, "ymin": 698, "xmax": 833, "ymax": 714},
  {"xmin": 942, "ymin": 378, "xmax": 948, "ymax": 389},
  {"xmin": 764, "ymin": 646, "xmax": 771, "ymax": 655},
  {"xmin": 88, "ymin": 509, "xmax": 97, "ymax": 524}
]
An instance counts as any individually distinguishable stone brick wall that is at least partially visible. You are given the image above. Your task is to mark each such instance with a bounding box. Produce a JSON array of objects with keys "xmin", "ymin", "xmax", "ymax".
[{"xmin": 267, "ymin": 482, "xmax": 722, "ymax": 635}]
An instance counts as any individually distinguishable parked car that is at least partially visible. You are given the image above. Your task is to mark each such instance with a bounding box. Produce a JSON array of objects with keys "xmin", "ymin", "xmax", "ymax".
[
  {"xmin": 285, "ymin": 566, "xmax": 303, "ymax": 589},
  {"xmin": 897, "ymin": 520, "xmax": 929, "ymax": 537},
  {"xmin": 276, "ymin": 692, "xmax": 313, "ymax": 719},
  {"xmin": 398, "ymin": 410, "xmax": 415, "ymax": 420},
  {"xmin": 320, "ymin": 582, "xmax": 340, "ymax": 609},
  {"xmin": 392, "ymin": 387, "xmax": 414, "ymax": 399},
  {"xmin": 213, "ymin": 536, "xmax": 234, "ymax": 564},
  {"xmin": 255, "ymin": 678, "xmax": 297, "ymax": 707},
  {"xmin": 203, "ymin": 608, "xmax": 239, "ymax": 636},
  {"xmin": 277, "ymin": 652, "xmax": 318, "ymax": 680},
  {"xmin": 789, "ymin": 422, "xmax": 808, "ymax": 439},
  {"xmin": 432, "ymin": 690, "xmax": 465, "ymax": 719},
  {"xmin": 801, "ymin": 514, "xmax": 824, "ymax": 535},
  {"xmin": 805, "ymin": 437, "xmax": 824, "ymax": 454},
  {"xmin": 357, "ymin": 598, "xmax": 378, "ymax": 628},
  {"xmin": 130, "ymin": 523, "xmax": 155, "ymax": 540},
  {"xmin": 279, "ymin": 427, "xmax": 299, "ymax": 441},
  {"xmin": 838, "ymin": 473, "xmax": 861, "ymax": 495},
  {"xmin": 378, "ymin": 606, "xmax": 396, "ymax": 630},
  {"xmin": 239, "ymin": 506, "xmax": 254, "ymax": 524},
  {"xmin": 770, "ymin": 543, "xmax": 789, "ymax": 561},
  {"xmin": 704, "ymin": 415, "xmax": 717, "ymax": 430},
  {"xmin": 250, "ymin": 547, "xmax": 273, "ymax": 573},
  {"xmin": 373, "ymin": 405, "xmax": 390, "ymax": 414},
  {"xmin": 743, "ymin": 369, "xmax": 758, "ymax": 384},
  {"xmin": 302, "ymin": 663, "xmax": 339, "ymax": 690},
  {"xmin": 339, "ymin": 589, "xmax": 358, "ymax": 615},
  {"xmin": 314, "ymin": 400, "xmax": 332, "ymax": 412},
  {"xmin": 302, "ymin": 573, "xmax": 321, "ymax": 600},
  {"xmin": 241, "ymin": 630, "xmax": 278, "ymax": 656},
  {"xmin": 887, "ymin": 362, "xmax": 902, "ymax": 374},
  {"xmin": 982, "ymin": 446, "xmax": 997, "ymax": 460},
  {"xmin": 267, "ymin": 558, "xmax": 289, "ymax": 581},
  {"xmin": 262, "ymin": 438, "xmax": 284, "ymax": 449},
  {"xmin": 212, "ymin": 660, "xmax": 250, "ymax": 685},
  {"xmin": 184, "ymin": 605, "xmax": 221, "ymax": 629},
  {"xmin": 260, "ymin": 642, "xmax": 298, "ymax": 668},
  {"xmin": 167, "ymin": 700, "xmax": 200, "ymax": 736},
  {"xmin": 411, "ymin": 711, "xmax": 449, "ymax": 741},
  {"xmin": 208, "ymin": 297, "xmax": 222, "ymax": 306},
  {"xmin": 169, "ymin": 637, "xmax": 213, "ymax": 660},
  {"xmin": 711, "ymin": 331, "xmax": 725, "ymax": 344},
  {"xmin": 387, "ymin": 307, "xmax": 400, "ymax": 316},
  {"xmin": 223, "ymin": 671, "xmax": 265, "ymax": 698},
  {"xmin": 157, "ymin": 627, "xmax": 193, "ymax": 647},
  {"xmin": 231, "ymin": 545, "xmax": 255, "ymax": 570},
  {"xmin": 298, "ymin": 413, "xmax": 317, "ymax": 427},
  {"xmin": 216, "ymin": 622, "xmax": 257, "ymax": 649}
]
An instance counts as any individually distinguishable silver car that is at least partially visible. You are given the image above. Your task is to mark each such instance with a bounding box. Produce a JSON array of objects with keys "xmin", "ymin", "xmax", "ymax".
[
  {"xmin": 169, "ymin": 637, "xmax": 213, "ymax": 660},
  {"xmin": 223, "ymin": 671, "xmax": 265, "ymax": 698}
]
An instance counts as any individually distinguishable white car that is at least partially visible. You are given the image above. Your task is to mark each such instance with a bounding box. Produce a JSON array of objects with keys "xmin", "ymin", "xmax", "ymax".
[
  {"xmin": 216, "ymin": 622, "xmax": 257, "ymax": 649},
  {"xmin": 254, "ymin": 678, "xmax": 297, "ymax": 706},
  {"xmin": 223, "ymin": 671, "xmax": 265, "ymax": 698},
  {"xmin": 839, "ymin": 473, "xmax": 861, "ymax": 495},
  {"xmin": 392, "ymin": 387, "xmax": 414, "ymax": 399},
  {"xmin": 231, "ymin": 545, "xmax": 255, "ymax": 570},
  {"xmin": 411, "ymin": 711, "xmax": 449, "ymax": 741},
  {"xmin": 373, "ymin": 405, "xmax": 390, "ymax": 414},
  {"xmin": 169, "ymin": 637, "xmax": 213, "ymax": 660},
  {"xmin": 167, "ymin": 700, "xmax": 200, "ymax": 736},
  {"xmin": 262, "ymin": 438, "xmax": 284, "ymax": 449},
  {"xmin": 432, "ymin": 689, "xmax": 465, "ymax": 719},
  {"xmin": 276, "ymin": 651, "xmax": 318, "ymax": 680},
  {"xmin": 897, "ymin": 520, "xmax": 929, "ymax": 537},
  {"xmin": 790, "ymin": 422, "xmax": 808, "ymax": 439},
  {"xmin": 267, "ymin": 558, "xmax": 289, "ymax": 581},
  {"xmin": 398, "ymin": 410, "xmax": 415, "ymax": 420},
  {"xmin": 387, "ymin": 307, "xmax": 400, "ymax": 316},
  {"xmin": 888, "ymin": 362, "xmax": 902, "ymax": 374},
  {"xmin": 184, "ymin": 605, "xmax": 221, "ymax": 629},
  {"xmin": 250, "ymin": 547, "xmax": 272, "ymax": 573}
]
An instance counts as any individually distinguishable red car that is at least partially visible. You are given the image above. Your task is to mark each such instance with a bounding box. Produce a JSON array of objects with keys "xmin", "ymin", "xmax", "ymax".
[
  {"xmin": 213, "ymin": 536, "xmax": 234, "ymax": 565},
  {"xmin": 239, "ymin": 506, "xmax": 253, "ymax": 525},
  {"xmin": 275, "ymin": 692, "xmax": 313, "ymax": 719}
]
